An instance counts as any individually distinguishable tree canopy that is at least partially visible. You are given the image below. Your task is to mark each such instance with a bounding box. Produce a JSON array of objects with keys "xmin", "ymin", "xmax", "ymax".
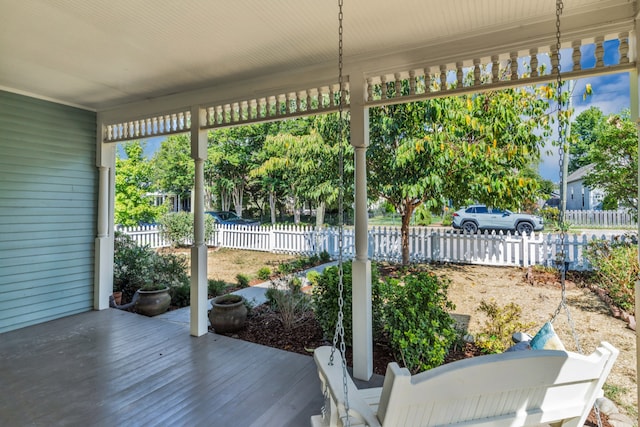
[
  {"xmin": 569, "ymin": 106, "xmax": 605, "ymax": 173},
  {"xmin": 369, "ymin": 85, "xmax": 553, "ymax": 263},
  {"xmin": 115, "ymin": 141, "xmax": 166, "ymax": 226},
  {"xmin": 582, "ymin": 111, "xmax": 638, "ymax": 215}
]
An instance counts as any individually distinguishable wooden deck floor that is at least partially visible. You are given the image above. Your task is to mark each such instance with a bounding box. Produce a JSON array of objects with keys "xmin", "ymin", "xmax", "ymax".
[{"xmin": 0, "ymin": 309, "xmax": 370, "ymax": 427}]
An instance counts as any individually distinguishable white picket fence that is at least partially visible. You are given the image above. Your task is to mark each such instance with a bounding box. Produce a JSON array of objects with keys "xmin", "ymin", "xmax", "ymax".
[
  {"xmin": 564, "ymin": 210, "xmax": 636, "ymax": 228},
  {"xmin": 117, "ymin": 223, "xmax": 636, "ymax": 271}
]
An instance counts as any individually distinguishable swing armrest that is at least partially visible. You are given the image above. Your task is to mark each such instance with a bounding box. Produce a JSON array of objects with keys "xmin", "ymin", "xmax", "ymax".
[{"xmin": 313, "ymin": 346, "xmax": 382, "ymax": 427}]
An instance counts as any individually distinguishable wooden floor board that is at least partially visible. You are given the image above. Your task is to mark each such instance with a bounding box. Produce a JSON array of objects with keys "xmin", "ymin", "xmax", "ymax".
[{"xmin": 0, "ymin": 309, "xmax": 353, "ymax": 427}]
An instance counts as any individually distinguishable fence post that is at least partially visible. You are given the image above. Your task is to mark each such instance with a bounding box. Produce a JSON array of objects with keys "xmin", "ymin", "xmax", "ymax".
[{"xmin": 521, "ymin": 232, "xmax": 529, "ymax": 267}]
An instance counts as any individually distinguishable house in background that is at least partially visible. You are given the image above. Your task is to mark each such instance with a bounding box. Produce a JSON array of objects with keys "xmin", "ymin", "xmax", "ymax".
[
  {"xmin": 566, "ymin": 164, "xmax": 605, "ymax": 210},
  {"xmin": 148, "ymin": 192, "xmax": 192, "ymax": 214}
]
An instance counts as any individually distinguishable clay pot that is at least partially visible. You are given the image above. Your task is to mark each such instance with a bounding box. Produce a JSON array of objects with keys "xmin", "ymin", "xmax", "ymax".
[
  {"xmin": 209, "ymin": 294, "xmax": 248, "ymax": 333},
  {"xmin": 135, "ymin": 287, "xmax": 171, "ymax": 316},
  {"xmin": 112, "ymin": 291, "xmax": 123, "ymax": 305}
]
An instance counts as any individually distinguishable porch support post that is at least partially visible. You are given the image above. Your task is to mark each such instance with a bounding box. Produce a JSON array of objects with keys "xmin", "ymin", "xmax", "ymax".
[
  {"xmin": 631, "ymin": 26, "xmax": 640, "ymax": 426},
  {"xmin": 350, "ymin": 74, "xmax": 373, "ymax": 381},
  {"xmin": 190, "ymin": 106, "xmax": 209, "ymax": 337},
  {"xmin": 94, "ymin": 118, "xmax": 115, "ymax": 310}
]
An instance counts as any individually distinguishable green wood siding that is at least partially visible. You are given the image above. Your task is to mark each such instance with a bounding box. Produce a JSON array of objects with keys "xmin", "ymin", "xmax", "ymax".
[{"xmin": 0, "ymin": 91, "xmax": 97, "ymax": 333}]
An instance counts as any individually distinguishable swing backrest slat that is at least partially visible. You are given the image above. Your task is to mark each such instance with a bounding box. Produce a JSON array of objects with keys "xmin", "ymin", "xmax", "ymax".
[{"xmin": 312, "ymin": 342, "xmax": 619, "ymax": 427}]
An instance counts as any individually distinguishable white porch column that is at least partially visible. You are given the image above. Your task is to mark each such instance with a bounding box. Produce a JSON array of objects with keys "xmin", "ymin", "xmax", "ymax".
[
  {"xmin": 631, "ymin": 26, "xmax": 640, "ymax": 426},
  {"xmin": 190, "ymin": 106, "xmax": 209, "ymax": 337},
  {"xmin": 94, "ymin": 119, "xmax": 115, "ymax": 310},
  {"xmin": 350, "ymin": 75, "xmax": 373, "ymax": 381}
]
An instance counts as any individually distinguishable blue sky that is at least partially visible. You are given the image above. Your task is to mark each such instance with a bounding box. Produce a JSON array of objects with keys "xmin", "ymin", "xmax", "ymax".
[
  {"xmin": 538, "ymin": 38, "xmax": 630, "ymax": 182},
  {"xmin": 538, "ymin": 71, "xmax": 630, "ymax": 181}
]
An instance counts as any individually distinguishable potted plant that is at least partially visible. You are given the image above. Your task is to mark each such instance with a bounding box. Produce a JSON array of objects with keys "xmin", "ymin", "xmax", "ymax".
[
  {"xmin": 134, "ymin": 281, "xmax": 172, "ymax": 317},
  {"xmin": 209, "ymin": 294, "xmax": 248, "ymax": 333},
  {"xmin": 113, "ymin": 231, "xmax": 189, "ymax": 316}
]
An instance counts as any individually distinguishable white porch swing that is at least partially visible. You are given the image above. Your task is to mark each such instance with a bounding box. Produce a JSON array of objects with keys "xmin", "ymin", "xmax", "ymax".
[{"xmin": 311, "ymin": 1, "xmax": 619, "ymax": 426}]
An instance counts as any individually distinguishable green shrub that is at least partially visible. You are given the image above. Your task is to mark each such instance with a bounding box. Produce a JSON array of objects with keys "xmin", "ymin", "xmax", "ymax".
[
  {"xmin": 539, "ymin": 207, "xmax": 561, "ymax": 230},
  {"xmin": 208, "ymin": 279, "xmax": 228, "ymax": 297},
  {"xmin": 289, "ymin": 276, "xmax": 302, "ymax": 292},
  {"xmin": 151, "ymin": 251, "xmax": 190, "ymax": 288},
  {"xmin": 169, "ymin": 283, "xmax": 190, "ymax": 308},
  {"xmin": 382, "ymin": 271, "xmax": 457, "ymax": 373},
  {"xmin": 157, "ymin": 212, "xmax": 216, "ymax": 247},
  {"xmin": 265, "ymin": 277, "xmax": 311, "ymax": 330},
  {"xmin": 306, "ymin": 270, "xmax": 321, "ymax": 287},
  {"xmin": 113, "ymin": 232, "xmax": 155, "ymax": 302},
  {"xmin": 276, "ymin": 256, "xmax": 322, "ymax": 276},
  {"xmin": 277, "ymin": 262, "xmax": 293, "ymax": 275},
  {"xmin": 584, "ymin": 236, "xmax": 638, "ymax": 313},
  {"xmin": 539, "ymin": 206, "xmax": 560, "ymax": 223},
  {"xmin": 319, "ymin": 251, "xmax": 331, "ymax": 263},
  {"xmin": 113, "ymin": 231, "xmax": 189, "ymax": 303},
  {"xmin": 257, "ymin": 267, "xmax": 271, "ymax": 280},
  {"xmin": 292, "ymin": 258, "xmax": 307, "ymax": 270},
  {"xmin": 312, "ymin": 261, "xmax": 383, "ymax": 345},
  {"xmin": 236, "ymin": 273, "xmax": 250, "ymax": 288},
  {"xmin": 441, "ymin": 211, "xmax": 454, "ymax": 226},
  {"xmin": 158, "ymin": 212, "xmax": 192, "ymax": 247},
  {"xmin": 474, "ymin": 299, "xmax": 536, "ymax": 354}
]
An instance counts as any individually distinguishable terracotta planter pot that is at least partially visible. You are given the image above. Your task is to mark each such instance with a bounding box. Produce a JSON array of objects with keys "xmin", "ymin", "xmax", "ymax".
[
  {"xmin": 135, "ymin": 287, "xmax": 171, "ymax": 317},
  {"xmin": 209, "ymin": 294, "xmax": 247, "ymax": 333},
  {"xmin": 112, "ymin": 291, "xmax": 122, "ymax": 305}
]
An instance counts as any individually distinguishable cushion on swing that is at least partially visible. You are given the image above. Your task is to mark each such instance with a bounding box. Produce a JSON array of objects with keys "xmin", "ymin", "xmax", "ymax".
[{"xmin": 530, "ymin": 321, "xmax": 565, "ymax": 351}]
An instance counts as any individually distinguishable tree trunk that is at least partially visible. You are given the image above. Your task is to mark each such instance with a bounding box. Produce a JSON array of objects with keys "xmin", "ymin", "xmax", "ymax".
[
  {"xmin": 220, "ymin": 189, "xmax": 231, "ymax": 211},
  {"xmin": 316, "ymin": 201, "xmax": 325, "ymax": 228},
  {"xmin": 269, "ymin": 191, "xmax": 277, "ymax": 225},
  {"xmin": 293, "ymin": 195, "xmax": 300, "ymax": 224},
  {"xmin": 232, "ymin": 182, "xmax": 244, "ymax": 217},
  {"xmin": 401, "ymin": 202, "xmax": 415, "ymax": 265}
]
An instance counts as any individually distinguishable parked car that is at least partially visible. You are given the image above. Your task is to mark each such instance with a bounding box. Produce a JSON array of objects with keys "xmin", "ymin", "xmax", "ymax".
[
  {"xmin": 205, "ymin": 211, "xmax": 260, "ymax": 227},
  {"xmin": 451, "ymin": 204, "xmax": 544, "ymax": 234}
]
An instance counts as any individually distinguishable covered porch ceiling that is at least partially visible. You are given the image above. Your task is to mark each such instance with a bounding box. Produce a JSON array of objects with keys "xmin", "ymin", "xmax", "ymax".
[{"xmin": 0, "ymin": 0, "xmax": 637, "ymax": 120}]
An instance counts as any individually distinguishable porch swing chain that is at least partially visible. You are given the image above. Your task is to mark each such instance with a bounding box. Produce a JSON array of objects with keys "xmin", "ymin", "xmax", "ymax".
[
  {"xmin": 326, "ymin": 0, "xmax": 351, "ymax": 425},
  {"xmin": 550, "ymin": 0, "xmax": 583, "ymax": 355}
]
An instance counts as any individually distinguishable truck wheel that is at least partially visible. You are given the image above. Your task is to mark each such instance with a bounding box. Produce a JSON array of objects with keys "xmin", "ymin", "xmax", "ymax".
[
  {"xmin": 516, "ymin": 222, "xmax": 534, "ymax": 235},
  {"xmin": 462, "ymin": 222, "xmax": 478, "ymax": 233}
]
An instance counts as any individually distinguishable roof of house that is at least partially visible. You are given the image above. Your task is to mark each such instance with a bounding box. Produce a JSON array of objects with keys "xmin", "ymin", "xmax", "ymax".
[{"xmin": 566, "ymin": 163, "xmax": 595, "ymax": 184}]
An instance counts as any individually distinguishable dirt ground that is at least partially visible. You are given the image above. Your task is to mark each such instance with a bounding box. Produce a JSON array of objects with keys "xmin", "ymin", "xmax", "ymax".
[
  {"xmin": 163, "ymin": 247, "xmax": 298, "ymax": 284},
  {"xmin": 430, "ymin": 263, "xmax": 637, "ymax": 420}
]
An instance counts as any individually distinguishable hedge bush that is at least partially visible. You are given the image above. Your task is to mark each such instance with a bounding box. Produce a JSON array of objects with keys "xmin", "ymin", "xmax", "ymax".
[
  {"xmin": 382, "ymin": 271, "xmax": 458, "ymax": 373},
  {"xmin": 158, "ymin": 212, "xmax": 216, "ymax": 247},
  {"xmin": 474, "ymin": 299, "xmax": 535, "ymax": 354},
  {"xmin": 312, "ymin": 261, "xmax": 383, "ymax": 345},
  {"xmin": 584, "ymin": 235, "xmax": 638, "ymax": 313}
]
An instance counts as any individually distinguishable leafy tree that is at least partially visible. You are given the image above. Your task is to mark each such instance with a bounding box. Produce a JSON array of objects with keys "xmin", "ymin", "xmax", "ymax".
[
  {"xmin": 568, "ymin": 106, "xmax": 605, "ymax": 173},
  {"xmin": 251, "ymin": 133, "xmax": 296, "ymax": 224},
  {"xmin": 250, "ymin": 114, "xmax": 353, "ymax": 226},
  {"xmin": 369, "ymin": 85, "xmax": 552, "ymax": 264},
  {"xmin": 305, "ymin": 113, "xmax": 354, "ymax": 225},
  {"xmin": 209, "ymin": 124, "xmax": 270, "ymax": 216},
  {"xmin": 151, "ymin": 134, "xmax": 194, "ymax": 201},
  {"xmin": 583, "ymin": 111, "xmax": 638, "ymax": 216},
  {"xmin": 115, "ymin": 141, "xmax": 165, "ymax": 226}
]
